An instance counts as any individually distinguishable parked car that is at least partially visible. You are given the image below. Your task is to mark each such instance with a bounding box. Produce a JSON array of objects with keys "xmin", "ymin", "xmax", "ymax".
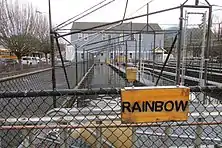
[
  {"xmin": 35, "ymin": 57, "xmax": 41, "ymax": 63},
  {"xmin": 22, "ymin": 56, "xmax": 38, "ymax": 65},
  {"xmin": 41, "ymin": 57, "xmax": 50, "ymax": 63}
]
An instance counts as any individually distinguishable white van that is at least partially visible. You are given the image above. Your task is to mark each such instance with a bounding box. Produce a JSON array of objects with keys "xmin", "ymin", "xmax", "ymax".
[{"xmin": 22, "ymin": 56, "xmax": 38, "ymax": 65}]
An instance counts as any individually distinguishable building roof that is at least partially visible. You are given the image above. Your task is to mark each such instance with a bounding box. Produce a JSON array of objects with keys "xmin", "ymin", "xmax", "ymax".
[
  {"xmin": 71, "ymin": 22, "xmax": 162, "ymax": 33},
  {"xmin": 153, "ymin": 47, "xmax": 167, "ymax": 53}
]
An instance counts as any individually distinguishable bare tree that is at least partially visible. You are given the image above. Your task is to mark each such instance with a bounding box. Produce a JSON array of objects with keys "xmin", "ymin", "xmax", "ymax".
[
  {"xmin": 35, "ymin": 15, "xmax": 51, "ymax": 64},
  {"xmin": 0, "ymin": 0, "xmax": 41, "ymax": 68}
]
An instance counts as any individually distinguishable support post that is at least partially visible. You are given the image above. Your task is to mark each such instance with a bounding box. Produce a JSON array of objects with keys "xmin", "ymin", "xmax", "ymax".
[
  {"xmin": 125, "ymin": 41, "xmax": 128, "ymax": 86},
  {"xmin": 152, "ymin": 32, "xmax": 156, "ymax": 83},
  {"xmin": 204, "ymin": 6, "xmax": 212, "ymax": 104},
  {"xmin": 55, "ymin": 33, "xmax": 70, "ymax": 89},
  {"xmin": 181, "ymin": 11, "xmax": 188, "ymax": 86},
  {"xmin": 139, "ymin": 33, "xmax": 142, "ymax": 81},
  {"xmin": 108, "ymin": 35, "xmax": 111, "ymax": 64},
  {"xmin": 114, "ymin": 45, "xmax": 116, "ymax": 65},
  {"xmin": 125, "ymin": 41, "xmax": 128, "ymax": 69},
  {"xmin": 150, "ymin": 42, "xmax": 152, "ymax": 61},
  {"xmin": 135, "ymin": 39, "xmax": 137, "ymax": 65},
  {"xmin": 48, "ymin": 0, "xmax": 56, "ymax": 108},
  {"xmin": 87, "ymin": 52, "xmax": 89, "ymax": 70},
  {"xmin": 130, "ymin": 22, "xmax": 133, "ymax": 40},
  {"xmin": 86, "ymin": 51, "xmax": 89, "ymax": 88},
  {"xmin": 75, "ymin": 44, "xmax": 78, "ymax": 86},
  {"xmin": 176, "ymin": 6, "xmax": 184, "ymax": 85},
  {"xmin": 83, "ymin": 49, "xmax": 85, "ymax": 75},
  {"xmin": 199, "ymin": 11, "xmax": 207, "ymax": 103}
]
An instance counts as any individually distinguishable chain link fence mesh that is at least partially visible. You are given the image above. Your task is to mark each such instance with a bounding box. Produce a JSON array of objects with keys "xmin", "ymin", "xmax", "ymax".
[
  {"xmin": 0, "ymin": 60, "xmax": 94, "ymax": 91},
  {"xmin": 0, "ymin": 86, "xmax": 221, "ymax": 148}
]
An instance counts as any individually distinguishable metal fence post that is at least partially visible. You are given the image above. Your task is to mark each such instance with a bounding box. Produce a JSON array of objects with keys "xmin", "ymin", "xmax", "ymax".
[
  {"xmin": 176, "ymin": 6, "xmax": 184, "ymax": 85},
  {"xmin": 83, "ymin": 49, "xmax": 85, "ymax": 76},
  {"xmin": 87, "ymin": 52, "xmax": 89, "ymax": 70},
  {"xmin": 181, "ymin": 11, "xmax": 188, "ymax": 86},
  {"xmin": 125, "ymin": 40, "xmax": 128, "ymax": 86},
  {"xmin": 135, "ymin": 39, "xmax": 137, "ymax": 66},
  {"xmin": 204, "ymin": 7, "xmax": 212, "ymax": 104},
  {"xmin": 199, "ymin": 11, "xmax": 207, "ymax": 103},
  {"xmin": 152, "ymin": 31, "xmax": 156, "ymax": 83},
  {"xmin": 75, "ymin": 44, "xmax": 78, "ymax": 86},
  {"xmin": 205, "ymin": 6, "xmax": 212, "ymax": 74},
  {"xmin": 139, "ymin": 33, "xmax": 142, "ymax": 81},
  {"xmin": 48, "ymin": 0, "xmax": 56, "ymax": 108},
  {"xmin": 55, "ymin": 33, "xmax": 70, "ymax": 89}
]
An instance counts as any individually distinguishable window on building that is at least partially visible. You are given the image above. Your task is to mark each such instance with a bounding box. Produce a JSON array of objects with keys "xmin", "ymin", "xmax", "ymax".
[
  {"xmin": 101, "ymin": 53, "xmax": 103, "ymax": 56},
  {"xmin": 78, "ymin": 33, "xmax": 82, "ymax": 39},
  {"xmin": 129, "ymin": 53, "xmax": 132, "ymax": 58},
  {"xmin": 84, "ymin": 34, "xmax": 88, "ymax": 41},
  {"xmin": 110, "ymin": 53, "xmax": 113, "ymax": 59}
]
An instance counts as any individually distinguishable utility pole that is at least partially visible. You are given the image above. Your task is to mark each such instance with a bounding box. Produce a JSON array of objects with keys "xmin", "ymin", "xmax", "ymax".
[{"xmin": 48, "ymin": 0, "xmax": 56, "ymax": 108}]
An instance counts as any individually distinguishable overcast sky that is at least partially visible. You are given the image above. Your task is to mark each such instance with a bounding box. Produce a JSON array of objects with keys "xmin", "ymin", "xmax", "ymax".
[
  {"xmin": 18, "ymin": 0, "xmax": 222, "ymax": 28},
  {"xmin": 14, "ymin": 0, "xmax": 222, "ymax": 42}
]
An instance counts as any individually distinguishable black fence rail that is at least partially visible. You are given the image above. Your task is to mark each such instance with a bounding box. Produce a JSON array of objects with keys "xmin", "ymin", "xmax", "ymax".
[{"xmin": 0, "ymin": 86, "xmax": 221, "ymax": 148}]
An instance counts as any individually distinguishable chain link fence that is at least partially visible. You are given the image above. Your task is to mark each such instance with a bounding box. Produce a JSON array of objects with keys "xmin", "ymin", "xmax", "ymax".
[
  {"xmin": 0, "ymin": 60, "xmax": 94, "ymax": 91},
  {"xmin": 0, "ymin": 86, "xmax": 221, "ymax": 148},
  {"xmin": 0, "ymin": 63, "xmax": 51, "ymax": 78}
]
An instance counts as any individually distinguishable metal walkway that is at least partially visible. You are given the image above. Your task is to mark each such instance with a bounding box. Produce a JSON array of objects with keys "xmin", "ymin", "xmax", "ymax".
[{"xmin": 89, "ymin": 63, "xmax": 127, "ymax": 88}]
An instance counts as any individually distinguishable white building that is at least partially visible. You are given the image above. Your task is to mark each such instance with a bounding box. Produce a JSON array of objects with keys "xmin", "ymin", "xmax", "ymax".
[{"xmin": 69, "ymin": 22, "xmax": 165, "ymax": 63}]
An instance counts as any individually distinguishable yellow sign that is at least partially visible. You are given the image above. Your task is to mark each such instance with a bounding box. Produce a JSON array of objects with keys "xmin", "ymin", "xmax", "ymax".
[
  {"xmin": 126, "ymin": 67, "xmax": 137, "ymax": 82},
  {"xmin": 121, "ymin": 86, "xmax": 190, "ymax": 123}
]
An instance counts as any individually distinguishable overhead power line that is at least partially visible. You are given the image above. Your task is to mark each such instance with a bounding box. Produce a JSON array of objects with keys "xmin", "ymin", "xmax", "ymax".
[
  {"xmin": 54, "ymin": 0, "xmax": 107, "ymax": 30},
  {"xmin": 122, "ymin": 0, "xmax": 129, "ymax": 21},
  {"xmin": 73, "ymin": 0, "xmax": 129, "ymax": 49},
  {"xmin": 57, "ymin": 5, "xmax": 181, "ymax": 38},
  {"xmin": 62, "ymin": 0, "xmax": 155, "ymax": 46},
  {"xmin": 54, "ymin": 0, "xmax": 115, "ymax": 31}
]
